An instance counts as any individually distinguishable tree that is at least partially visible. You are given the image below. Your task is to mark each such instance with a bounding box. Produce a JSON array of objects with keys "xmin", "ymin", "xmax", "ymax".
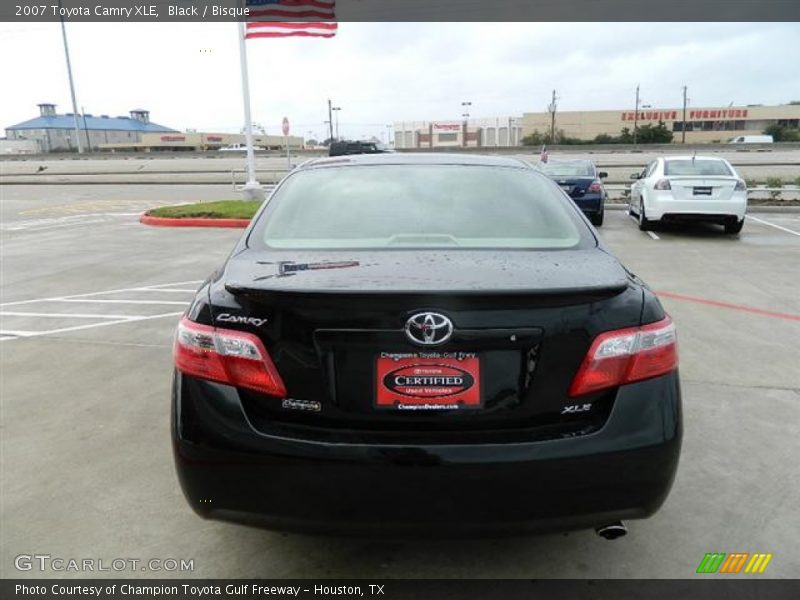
[
  {"xmin": 635, "ymin": 121, "xmax": 674, "ymax": 144},
  {"xmin": 764, "ymin": 123, "xmax": 800, "ymax": 142},
  {"xmin": 521, "ymin": 130, "xmax": 547, "ymax": 146},
  {"xmin": 306, "ymin": 139, "xmax": 319, "ymax": 147}
]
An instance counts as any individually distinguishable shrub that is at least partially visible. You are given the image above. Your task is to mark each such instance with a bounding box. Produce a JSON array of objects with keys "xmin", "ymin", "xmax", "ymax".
[{"xmin": 765, "ymin": 177, "xmax": 784, "ymax": 200}]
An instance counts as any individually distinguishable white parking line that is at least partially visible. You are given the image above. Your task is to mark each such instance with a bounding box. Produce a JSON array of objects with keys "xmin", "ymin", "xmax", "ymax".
[
  {"xmin": 129, "ymin": 288, "xmax": 198, "ymax": 293},
  {"xmin": 57, "ymin": 299, "xmax": 189, "ymax": 306},
  {"xmin": 0, "ymin": 311, "xmax": 145, "ymax": 320},
  {"xmin": 0, "ymin": 311, "xmax": 183, "ymax": 340},
  {"xmin": 646, "ymin": 231, "xmax": 660, "ymax": 240},
  {"xmin": 749, "ymin": 216, "xmax": 800, "ymax": 237},
  {"xmin": 0, "ymin": 279, "xmax": 203, "ymax": 307}
]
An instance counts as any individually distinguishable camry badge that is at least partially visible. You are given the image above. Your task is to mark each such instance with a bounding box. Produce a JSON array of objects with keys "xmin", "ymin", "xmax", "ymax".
[{"xmin": 405, "ymin": 312, "xmax": 453, "ymax": 346}]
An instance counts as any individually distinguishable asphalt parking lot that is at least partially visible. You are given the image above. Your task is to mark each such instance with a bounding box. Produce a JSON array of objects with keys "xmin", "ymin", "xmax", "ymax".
[{"xmin": 1, "ymin": 184, "xmax": 799, "ymax": 579}]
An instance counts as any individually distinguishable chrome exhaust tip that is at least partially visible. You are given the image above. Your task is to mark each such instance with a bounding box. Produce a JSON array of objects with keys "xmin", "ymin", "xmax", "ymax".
[{"xmin": 595, "ymin": 521, "xmax": 627, "ymax": 540}]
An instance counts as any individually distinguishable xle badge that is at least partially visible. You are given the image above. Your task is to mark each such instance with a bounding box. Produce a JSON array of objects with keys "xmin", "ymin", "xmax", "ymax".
[{"xmin": 562, "ymin": 403, "xmax": 592, "ymax": 415}]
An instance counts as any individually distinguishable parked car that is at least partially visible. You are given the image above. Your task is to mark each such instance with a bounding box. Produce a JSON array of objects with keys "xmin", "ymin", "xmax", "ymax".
[
  {"xmin": 628, "ymin": 156, "xmax": 747, "ymax": 234},
  {"xmin": 728, "ymin": 135, "xmax": 773, "ymax": 144},
  {"xmin": 172, "ymin": 153, "xmax": 681, "ymax": 538},
  {"xmin": 329, "ymin": 140, "xmax": 392, "ymax": 157},
  {"xmin": 537, "ymin": 159, "xmax": 608, "ymax": 226}
]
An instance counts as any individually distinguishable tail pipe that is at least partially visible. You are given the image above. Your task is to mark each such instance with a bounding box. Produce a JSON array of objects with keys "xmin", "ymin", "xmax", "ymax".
[{"xmin": 595, "ymin": 521, "xmax": 627, "ymax": 540}]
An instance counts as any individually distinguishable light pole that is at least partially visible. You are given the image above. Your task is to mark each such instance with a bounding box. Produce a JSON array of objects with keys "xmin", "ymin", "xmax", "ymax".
[
  {"xmin": 385, "ymin": 124, "xmax": 393, "ymax": 145},
  {"xmin": 681, "ymin": 85, "xmax": 688, "ymax": 144},
  {"xmin": 633, "ymin": 85, "xmax": 641, "ymax": 145},
  {"xmin": 461, "ymin": 101, "xmax": 471, "ymax": 147},
  {"xmin": 332, "ymin": 106, "xmax": 342, "ymax": 140},
  {"xmin": 548, "ymin": 90, "xmax": 558, "ymax": 144}
]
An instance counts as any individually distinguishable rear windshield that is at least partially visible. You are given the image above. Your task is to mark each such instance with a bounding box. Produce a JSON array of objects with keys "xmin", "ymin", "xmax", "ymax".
[
  {"xmin": 540, "ymin": 162, "xmax": 595, "ymax": 178},
  {"xmin": 664, "ymin": 159, "xmax": 733, "ymax": 176},
  {"xmin": 254, "ymin": 165, "xmax": 590, "ymax": 250}
]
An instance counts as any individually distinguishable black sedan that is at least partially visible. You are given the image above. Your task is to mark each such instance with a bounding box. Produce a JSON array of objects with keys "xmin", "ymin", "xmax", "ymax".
[
  {"xmin": 537, "ymin": 159, "xmax": 609, "ymax": 226},
  {"xmin": 172, "ymin": 153, "xmax": 681, "ymax": 538}
]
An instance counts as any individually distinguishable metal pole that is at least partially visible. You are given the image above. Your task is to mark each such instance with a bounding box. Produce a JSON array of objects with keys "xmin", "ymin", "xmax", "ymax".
[
  {"xmin": 81, "ymin": 106, "xmax": 92, "ymax": 153},
  {"xmin": 633, "ymin": 84, "xmax": 640, "ymax": 145},
  {"xmin": 550, "ymin": 90, "xmax": 557, "ymax": 144},
  {"xmin": 285, "ymin": 135, "xmax": 290, "ymax": 170},
  {"xmin": 237, "ymin": 19, "xmax": 260, "ymax": 196},
  {"xmin": 58, "ymin": 1, "xmax": 83, "ymax": 154},
  {"xmin": 681, "ymin": 85, "xmax": 688, "ymax": 144},
  {"xmin": 328, "ymin": 99, "xmax": 334, "ymax": 141}
]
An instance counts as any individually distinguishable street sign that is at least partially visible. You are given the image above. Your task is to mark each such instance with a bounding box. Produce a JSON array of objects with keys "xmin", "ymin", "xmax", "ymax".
[{"xmin": 282, "ymin": 117, "xmax": 290, "ymax": 136}]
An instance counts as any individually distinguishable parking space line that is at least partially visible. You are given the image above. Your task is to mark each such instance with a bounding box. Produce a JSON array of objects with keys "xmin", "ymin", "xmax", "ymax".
[
  {"xmin": 749, "ymin": 216, "xmax": 800, "ymax": 237},
  {"xmin": 0, "ymin": 311, "xmax": 143, "ymax": 319},
  {"xmin": 0, "ymin": 280, "xmax": 203, "ymax": 307},
  {"xmin": 0, "ymin": 311, "xmax": 184, "ymax": 340},
  {"xmin": 657, "ymin": 291, "xmax": 800, "ymax": 322},
  {"xmin": 646, "ymin": 231, "xmax": 660, "ymax": 240},
  {"xmin": 129, "ymin": 288, "xmax": 197, "ymax": 293},
  {"xmin": 56, "ymin": 299, "xmax": 189, "ymax": 306}
]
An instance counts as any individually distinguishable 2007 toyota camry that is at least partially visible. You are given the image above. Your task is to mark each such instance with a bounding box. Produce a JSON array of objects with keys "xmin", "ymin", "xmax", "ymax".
[{"xmin": 171, "ymin": 153, "xmax": 681, "ymax": 538}]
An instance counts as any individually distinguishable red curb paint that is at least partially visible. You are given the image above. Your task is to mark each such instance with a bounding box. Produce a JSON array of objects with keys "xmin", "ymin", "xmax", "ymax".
[
  {"xmin": 140, "ymin": 214, "xmax": 250, "ymax": 229},
  {"xmin": 656, "ymin": 291, "xmax": 800, "ymax": 322}
]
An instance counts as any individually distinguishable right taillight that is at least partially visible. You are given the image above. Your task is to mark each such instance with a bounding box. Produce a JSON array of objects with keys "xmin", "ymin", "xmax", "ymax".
[
  {"xmin": 174, "ymin": 315, "xmax": 287, "ymax": 397},
  {"xmin": 734, "ymin": 180, "xmax": 747, "ymax": 192},
  {"xmin": 654, "ymin": 178, "xmax": 672, "ymax": 191},
  {"xmin": 569, "ymin": 316, "xmax": 678, "ymax": 397}
]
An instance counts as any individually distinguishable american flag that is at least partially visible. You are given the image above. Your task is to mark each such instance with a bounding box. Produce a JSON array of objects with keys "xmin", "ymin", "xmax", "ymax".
[{"xmin": 245, "ymin": 0, "xmax": 337, "ymax": 39}]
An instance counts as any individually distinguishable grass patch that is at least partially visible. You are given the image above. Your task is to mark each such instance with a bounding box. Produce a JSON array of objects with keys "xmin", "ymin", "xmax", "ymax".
[{"xmin": 148, "ymin": 200, "xmax": 261, "ymax": 219}]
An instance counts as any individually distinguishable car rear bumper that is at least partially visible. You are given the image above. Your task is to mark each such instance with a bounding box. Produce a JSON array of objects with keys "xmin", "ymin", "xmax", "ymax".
[
  {"xmin": 571, "ymin": 194, "xmax": 604, "ymax": 214},
  {"xmin": 646, "ymin": 191, "xmax": 747, "ymax": 221},
  {"xmin": 172, "ymin": 372, "xmax": 682, "ymax": 536}
]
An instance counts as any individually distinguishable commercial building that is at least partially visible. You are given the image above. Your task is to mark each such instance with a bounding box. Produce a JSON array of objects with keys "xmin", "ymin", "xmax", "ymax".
[
  {"xmin": 100, "ymin": 131, "xmax": 304, "ymax": 152},
  {"xmin": 394, "ymin": 117, "xmax": 523, "ymax": 149},
  {"xmin": 521, "ymin": 103, "xmax": 800, "ymax": 144},
  {"xmin": 5, "ymin": 104, "xmax": 176, "ymax": 152}
]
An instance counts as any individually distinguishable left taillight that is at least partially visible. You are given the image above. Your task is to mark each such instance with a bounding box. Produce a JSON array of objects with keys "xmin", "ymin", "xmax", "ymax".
[
  {"xmin": 568, "ymin": 316, "xmax": 678, "ymax": 397},
  {"xmin": 173, "ymin": 315, "xmax": 287, "ymax": 397},
  {"xmin": 587, "ymin": 181, "xmax": 603, "ymax": 193}
]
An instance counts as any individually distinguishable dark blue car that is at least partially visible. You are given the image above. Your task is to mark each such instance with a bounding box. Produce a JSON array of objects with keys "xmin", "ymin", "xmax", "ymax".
[{"xmin": 538, "ymin": 159, "xmax": 608, "ymax": 226}]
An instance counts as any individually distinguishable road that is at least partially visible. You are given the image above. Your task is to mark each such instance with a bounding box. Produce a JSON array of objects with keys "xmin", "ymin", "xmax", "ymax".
[
  {"xmin": 1, "ymin": 184, "xmax": 799, "ymax": 578},
  {"xmin": 2, "ymin": 149, "xmax": 800, "ymax": 185}
]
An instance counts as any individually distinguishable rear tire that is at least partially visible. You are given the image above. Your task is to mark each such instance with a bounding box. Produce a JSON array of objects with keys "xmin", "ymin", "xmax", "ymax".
[
  {"xmin": 590, "ymin": 208, "xmax": 604, "ymax": 227},
  {"xmin": 725, "ymin": 218, "xmax": 744, "ymax": 234},
  {"xmin": 638, "ymin": 200, "xmax": 655, "ymax": 231}
]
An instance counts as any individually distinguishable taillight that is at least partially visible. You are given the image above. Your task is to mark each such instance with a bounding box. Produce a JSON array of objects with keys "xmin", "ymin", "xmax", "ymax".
[
  {"xmin": 568, "ymin": 316, "xmax": 678, "ymax": 397},
  {"xmin": 734, "ymin": 180, "xmax": 747, "ymax": 192},
  {"xmin": 174, "ymin": 316, "xmax": 287, "ymax": 397},
  {"xmin": 654, "ymin": 179, "xmax": 672, "ymax": 191},
  {"xmin": 587, "ymin": 181, "xmax": 603, "ymax": 193}
]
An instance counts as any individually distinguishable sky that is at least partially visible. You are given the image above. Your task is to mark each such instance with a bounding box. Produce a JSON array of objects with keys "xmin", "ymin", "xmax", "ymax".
[{"xmin": 1, "ymin": 22, "xmax": 798, "ymax": 141}]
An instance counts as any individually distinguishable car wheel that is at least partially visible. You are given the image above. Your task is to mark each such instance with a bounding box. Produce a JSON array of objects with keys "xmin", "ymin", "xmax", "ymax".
[
  {"xmin": 724, "ymin": 218, "xmax": 745, "ymax": 234},
  {"xmin": 591, "ymin": 208, "xmax": 604, "ymax": 227},
  {"xmin": 638, "ymin": 199, "xmax": 654, "ymax": 231}
]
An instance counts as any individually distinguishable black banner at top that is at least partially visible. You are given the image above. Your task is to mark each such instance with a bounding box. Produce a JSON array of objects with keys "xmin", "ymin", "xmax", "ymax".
[{"xmin": 2, "ymin": 0, "xmax": 800, "ymax": 22}]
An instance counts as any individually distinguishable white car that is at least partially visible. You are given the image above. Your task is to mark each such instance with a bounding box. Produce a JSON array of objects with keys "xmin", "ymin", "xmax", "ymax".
[{"xmin": 628, "ymin": 156, "xmax": 747, "ymax": 234}]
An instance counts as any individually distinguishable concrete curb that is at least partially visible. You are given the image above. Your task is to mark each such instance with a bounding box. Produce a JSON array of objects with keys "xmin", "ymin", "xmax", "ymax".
[{"xmin": 139, "ymin": 213, "xmax": 250, "ymax": 228}]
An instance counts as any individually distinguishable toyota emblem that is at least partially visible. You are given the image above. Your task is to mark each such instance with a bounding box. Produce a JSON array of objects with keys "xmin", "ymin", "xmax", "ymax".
[{"xmin": 405, "ymin": 312, "xmax": 453, "ymax": 346}]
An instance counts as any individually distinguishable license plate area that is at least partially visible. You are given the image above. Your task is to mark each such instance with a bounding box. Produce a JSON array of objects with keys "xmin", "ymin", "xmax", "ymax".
[
  {"xmin": 693, "ymin": 186, "xmax": 712, "ymax": 196},
  {"xmin": 375, "ymin": 352, "xmax": 481, "ymax": 411}
]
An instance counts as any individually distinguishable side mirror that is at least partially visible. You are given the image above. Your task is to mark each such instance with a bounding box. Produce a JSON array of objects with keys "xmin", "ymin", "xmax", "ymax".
[
  {"xmin": 598, "ymin": 171, "xmax": 608, "ymax": 179},
  {"xmin": 630, "ymin": 173, "xmax": 641, "ymax": 180}
]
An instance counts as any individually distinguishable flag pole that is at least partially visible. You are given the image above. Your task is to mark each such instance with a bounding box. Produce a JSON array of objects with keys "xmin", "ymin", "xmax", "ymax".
[
  {"xmin": 237, "ymin": 18, "xmax": 261, "ymax": 198},
  {"xmin": 58, "ymin": 0, "xmax": 83, "ymax": 154}
]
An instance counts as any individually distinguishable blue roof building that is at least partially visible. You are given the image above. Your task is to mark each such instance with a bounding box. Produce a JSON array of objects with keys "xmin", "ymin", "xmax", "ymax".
[{"xmin": 5, "ymin": 104, "xmax": 177, "ymax": 152}]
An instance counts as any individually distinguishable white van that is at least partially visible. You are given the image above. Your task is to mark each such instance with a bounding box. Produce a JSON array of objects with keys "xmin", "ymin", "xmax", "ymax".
[{"xmin": 728, "ymin": 135, "xmax": 774, "ymax": 144}]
